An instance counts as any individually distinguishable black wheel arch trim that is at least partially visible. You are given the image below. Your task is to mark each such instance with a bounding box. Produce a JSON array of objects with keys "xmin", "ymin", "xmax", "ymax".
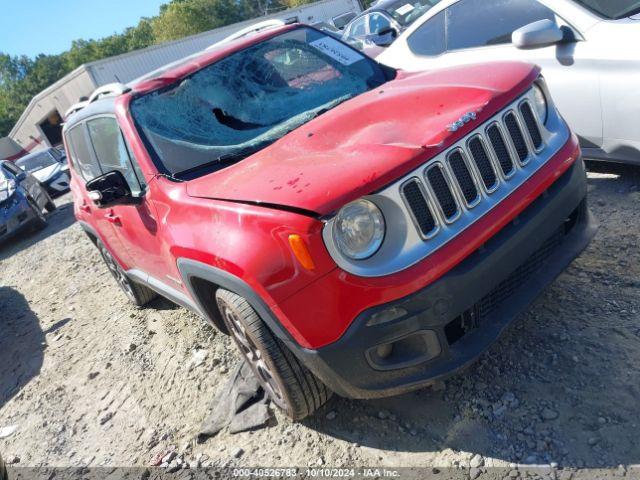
[
  {"xmin": 176, "ymin": 258, "xmax": 305, "ymax": 349},
  {"xmin": 175, "ymin": 258, "xmax": 346, "ymax": 397}
]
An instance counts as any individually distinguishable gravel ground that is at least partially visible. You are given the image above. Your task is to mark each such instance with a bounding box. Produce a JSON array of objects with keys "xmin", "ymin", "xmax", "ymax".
[{"xmin": 1, "ymin": 164, "xmax": 639, "ymax": 473}]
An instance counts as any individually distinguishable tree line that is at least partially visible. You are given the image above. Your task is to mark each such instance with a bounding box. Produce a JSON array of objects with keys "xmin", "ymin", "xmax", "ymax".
[{"xmin": 0, "ymin": 0, "xmax": 314, "ymax": 137}]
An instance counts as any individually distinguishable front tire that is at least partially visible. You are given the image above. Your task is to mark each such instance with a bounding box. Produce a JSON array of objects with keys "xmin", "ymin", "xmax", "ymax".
[
  {"xmin": 44, "ymin": 191, "xmax": 57, "ymax": 212},
  {"xmin": 28, "ymin": 197, "xmax": 47, "ymax": 230},
  {"xmin": 96, "ymin": 240, "xmax": 157, "ymax": 306},
  {"xmin": 216, "ymin": 289, "xmax": 331, "ymax": 420}
]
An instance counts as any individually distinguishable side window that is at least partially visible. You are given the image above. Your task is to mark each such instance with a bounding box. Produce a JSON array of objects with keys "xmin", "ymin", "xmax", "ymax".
[
  {"xmin": 350, "ymin": 17, "xmax": 367, "ymax": 37},
  {"xmin": 447, "ymin": 0, "xmax": 556, "ymax": 51},
  {"xmin": 368, "ymin": 13, "xmax": 391, "ymax": 35},
  {"xmin": 66, "ymin": 125, "xmax": 103, "ymax": 181},
  {"xmin": 86, "ymin": 117, "xmax": 145, "ymax": 195},
  {"xmin": 407, "ymin": 11, "xmax": 446, "ymax": 57}
]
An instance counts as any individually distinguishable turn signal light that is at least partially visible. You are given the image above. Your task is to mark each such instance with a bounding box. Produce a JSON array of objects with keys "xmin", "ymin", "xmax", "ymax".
[{"xmin": 288, "ymin": 234, "xmax": 315, "ymax": 270}]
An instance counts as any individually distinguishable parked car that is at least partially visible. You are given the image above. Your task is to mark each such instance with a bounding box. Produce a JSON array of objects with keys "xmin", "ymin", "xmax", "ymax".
[
  {"xmin": 377, "ymin": 0, "xmax": 640, "ymax": 165},
  {"xmin": 63, "ymin": 24, "xmax": 595, "ymax": 420},
  {"xmin": 0, "ymin": 160, "xmax": 56, "ymax": 242},
  {"xmin": 332, "ymin": 11, "xmax": 357, "ymax": 30},
  {"xmin": 15, "ymin": 147, "xmax": 71, "ymax": 196},
  {"xmin": 341, "ymin": 0, "xmax": 442, "ymax": 57},
  {"xmin": 311, "ymin": 21, "xmax": 343, "ymax": 39}
]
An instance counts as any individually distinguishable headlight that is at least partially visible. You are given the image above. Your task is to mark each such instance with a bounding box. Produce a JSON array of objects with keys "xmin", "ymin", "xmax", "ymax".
[
  {"xmin": 333, "ymin": 199, "xmax": 385, "ymax": 260},
  {"xmin": 0, "ymin": 179, "xmax": 16, "ymax": 203},
  {"xmin": 532, "ymin": 83, "xmax": 548, "ymax": 124}
]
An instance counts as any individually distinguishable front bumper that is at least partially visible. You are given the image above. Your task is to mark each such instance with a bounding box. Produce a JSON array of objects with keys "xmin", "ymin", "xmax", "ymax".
[
  {"xmin": 43, "ymin": 170, "xmax": 70, "ymax": 195},
  {"xmin": 0, "ymin": 193, "xmax": 37, "ymax": 242},
  {"xmin": 295, "ymin": 159, "xmax": 596, "ymax": 399}
]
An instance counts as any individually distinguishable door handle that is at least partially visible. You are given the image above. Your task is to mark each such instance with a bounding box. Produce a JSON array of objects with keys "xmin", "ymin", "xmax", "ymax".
[{"xmin": 105, "ymin": 212, "xmax": 122, "ymax": 225}]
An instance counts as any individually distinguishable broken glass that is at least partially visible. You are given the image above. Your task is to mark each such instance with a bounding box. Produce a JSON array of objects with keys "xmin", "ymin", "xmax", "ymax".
[{"xmin": 130, "ymin": 27, "xmax": 388, "ymax": 178}]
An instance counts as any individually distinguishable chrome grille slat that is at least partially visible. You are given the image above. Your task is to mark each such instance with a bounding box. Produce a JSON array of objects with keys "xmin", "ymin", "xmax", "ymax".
[
  {"xmin": 486, "ymin": 123, "xmax": 515, "ymax": 177},
  {"xmin": 425, "ymin": 164, "xmax": 460, "ymax": 222},
  {"xmin": 401, "ymin": 179, "xmax": 438, "ymax": 238},
  {"xmin": 467, "ymin": 135, "xmax": 499, "ymax": 192},
  {"xmin": 520, "ymin": 101, "xmax": 543, "ymax": 150},
  {"xmin": 504, "ymin": 111, "xmax": 529, "ymax": 163},
  {"xmin": 447, "ymin": 149, "xmax": 480, "ymax": 207}
]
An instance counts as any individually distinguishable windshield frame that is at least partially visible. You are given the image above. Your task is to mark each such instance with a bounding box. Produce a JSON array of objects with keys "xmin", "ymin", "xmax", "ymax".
[
  {"xmin": 571, "ymin": 0, "xmax": 640, "ymax": 19},
  {"xmin": 130, "ymin": 25, "xmax": 393, "ymax": 181}
]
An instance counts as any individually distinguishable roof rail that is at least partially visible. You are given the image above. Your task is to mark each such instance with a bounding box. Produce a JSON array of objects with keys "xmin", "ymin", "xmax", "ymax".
[
  {"xmin": 64, "ymin": 100, "xmax": 90, "ymax": 119},
  {"xmin": 87, "ymin": 82, "xmax": 132, "ymax": 104},
  {"xmin": 205, "ymin": 19, "xmax": 286, "ymax": 51}
]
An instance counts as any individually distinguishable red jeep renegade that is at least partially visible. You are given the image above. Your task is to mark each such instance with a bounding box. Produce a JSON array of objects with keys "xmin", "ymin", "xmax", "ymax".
[{"xmin": 63, "ymin": 24, "xmax": 596, "ymax": 419}]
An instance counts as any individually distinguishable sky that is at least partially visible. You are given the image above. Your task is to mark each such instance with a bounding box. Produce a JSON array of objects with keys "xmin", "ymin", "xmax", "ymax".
[{"xmin": 0, "ymin": 0, "xmax": 168, "ymax": 58}]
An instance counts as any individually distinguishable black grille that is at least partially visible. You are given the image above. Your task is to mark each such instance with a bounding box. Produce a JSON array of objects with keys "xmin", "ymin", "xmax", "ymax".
[
  {"xmin": 479, "ymin": 227, "xmax": 564, "ymax": 319},
  {"xmin": 448, "ymin": 150, "xmax": 478, "ymax": 205},
  {"xmin": 520, "ymin": 102, "xmax": 543, "ymax": 149},
  {"xmin": 445, "ymin": 224, "xmax": 568, "ymax": 346},
  {"xmin": 487, "ymin": 124, "xmax": 514, "ymax": 176},
  {"xmin": 427, "ymin": 166, "xmax": 458, "ymax": 220},
  {"xmin": 402, "ymin": 180, "xmax": 436, "ymax": 236},
  {"xmin": 468, "ymin": 136, "xmax": 497, "ymax": 190},
  {"xmin": 504, "ymin": 112, "xmax": 528, "ymax": 162}
]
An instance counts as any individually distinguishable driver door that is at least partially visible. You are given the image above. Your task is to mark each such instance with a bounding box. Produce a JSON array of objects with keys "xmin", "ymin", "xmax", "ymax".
[{"xmin": 85, "ymin": 116, "xmax": 167, "ymax": 284}]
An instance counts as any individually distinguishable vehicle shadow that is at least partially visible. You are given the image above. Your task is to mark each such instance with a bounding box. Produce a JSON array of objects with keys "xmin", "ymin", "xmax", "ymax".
[
  {"xmin": 303, "ymin": 166, "xmax": 640, "ymax": 468},
  {"xmin": 0, "ymin": 287, "xmax": 45, "ymax": 411},
  {"xmin": 0, "ymin": 197, "xmax": 76, "ymax": 262}
]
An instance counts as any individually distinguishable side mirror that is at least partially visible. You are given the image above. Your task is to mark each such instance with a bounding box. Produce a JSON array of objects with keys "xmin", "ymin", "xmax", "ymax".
[
  {"xmin": 86, "ymin": 170, "xmax": 137, "ymax": 208},
  {"xmin": 370, "ymin": 27, "xmax": 397, "ymax": 47},
  {"xmin": 16, "ymin": 171, "xmax": 27, "ymax": 181},
  {"xmin": 512, "ymin": 19, "xmax": 564, "ymax": 49}
]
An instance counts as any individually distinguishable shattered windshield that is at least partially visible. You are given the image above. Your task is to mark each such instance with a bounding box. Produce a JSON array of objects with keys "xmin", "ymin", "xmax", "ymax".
[
  {"xmin": 130, "ymin": 27, "xmax": 388, "ymax": 179},
  {"xmin": 16, "ymin": 152, "xmax": 58, "ymax": 173}
]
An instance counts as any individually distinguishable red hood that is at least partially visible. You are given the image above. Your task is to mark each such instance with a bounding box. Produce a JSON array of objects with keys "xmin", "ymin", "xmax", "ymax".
[{"xmin": 186, "ymin": 62, "xmax": 540, "ymax": 215}]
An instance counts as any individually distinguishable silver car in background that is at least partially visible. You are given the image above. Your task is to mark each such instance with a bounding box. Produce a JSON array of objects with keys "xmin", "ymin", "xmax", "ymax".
[
  {"xmin": 378, "ymin": 0, "xmax": 640, "ymax": 165},
  {"xmin": 15, "ymin": 147, "xmax": 70, "ymax": 196},
  {"xmin": 341, "ymin": 0, "xmax": 442, "ymax": 57}
]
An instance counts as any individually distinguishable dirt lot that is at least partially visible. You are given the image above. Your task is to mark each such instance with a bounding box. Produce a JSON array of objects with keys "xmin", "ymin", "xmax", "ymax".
[{"xmin": 1, "ymin": 164, "xmax": 640, "ymax": 473}]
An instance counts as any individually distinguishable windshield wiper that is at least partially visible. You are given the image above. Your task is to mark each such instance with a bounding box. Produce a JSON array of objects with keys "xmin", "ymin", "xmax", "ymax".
[
  {"xmin": 173, "ymin": 141, "xmax": 273, "ymax": 179},
  {"xmin": 310, "ymin": 94, "xmax": 356, "ymax": 120}
]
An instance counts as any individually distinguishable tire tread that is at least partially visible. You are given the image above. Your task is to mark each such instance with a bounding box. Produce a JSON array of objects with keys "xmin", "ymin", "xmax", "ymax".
[{"xmin": 216, "ymin": 289, "xmax": 331, "ymax": 420}]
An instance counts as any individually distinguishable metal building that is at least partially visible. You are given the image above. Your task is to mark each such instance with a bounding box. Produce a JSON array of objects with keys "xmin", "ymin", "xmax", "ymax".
[{"xmin": 8, "ymin": 0, "xmax": 361, "ymax": 154}]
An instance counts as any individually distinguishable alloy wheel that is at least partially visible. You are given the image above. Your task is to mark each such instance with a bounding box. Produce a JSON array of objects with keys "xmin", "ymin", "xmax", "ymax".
[
  {"xmin": 220, "ymin": 302, "xmax": 286, "ymax": 408},
  {"xmin": 99, "ymin": 245, "xmax": 136, "ymax": 302}
]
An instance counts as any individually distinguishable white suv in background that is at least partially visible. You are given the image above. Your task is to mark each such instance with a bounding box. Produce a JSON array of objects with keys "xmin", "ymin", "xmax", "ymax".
[{"xmin": 378, "ymin": 0, "xmax": 640, "ymax": 166}]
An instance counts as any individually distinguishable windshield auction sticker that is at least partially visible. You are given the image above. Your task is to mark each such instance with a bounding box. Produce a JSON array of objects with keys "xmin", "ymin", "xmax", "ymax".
[
  {"xmin": 309, "ymin": 36, "xmax": 364, "ymax": 66},
  {"xmin": 395, "ymin": 3, "xmax": 415, "ymax": 15}
]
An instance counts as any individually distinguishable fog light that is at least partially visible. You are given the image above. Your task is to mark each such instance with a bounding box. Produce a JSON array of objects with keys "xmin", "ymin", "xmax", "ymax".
[
  {"xmin": 376, "ymin": 343, "xmax": 393, "ymax": 359},
  {"xmin": 367, "ymin": 306, "xmax": 407, "ymax": 326}
]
